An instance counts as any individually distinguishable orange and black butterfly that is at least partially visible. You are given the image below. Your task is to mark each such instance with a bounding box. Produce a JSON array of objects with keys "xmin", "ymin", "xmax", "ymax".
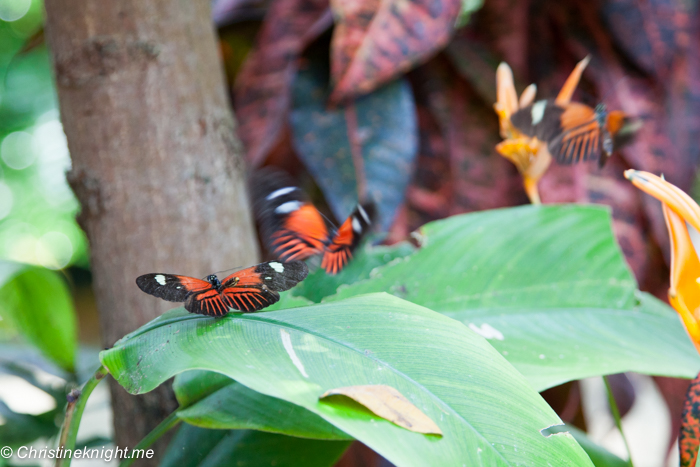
[
  {"xmin": 252, "ymin": 169, "xmax": 376, "ymax": 275},
  {"xmin": 136, "ymin": 260, "xmax": 308, "ymax": 316},
  {"xmin": 510, "ymin": 100, "xmax": 637, "ymax": 167}
]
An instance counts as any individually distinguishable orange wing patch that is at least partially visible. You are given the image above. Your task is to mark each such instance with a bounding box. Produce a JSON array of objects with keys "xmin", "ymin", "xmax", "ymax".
[
  {"xmin": 559, "ymin": 103, "xmax": 596, "ymax": 131},
  {"xmin": 271, "ymin": 204, "xmax": 328, "ymax": 260},
  {"xmin": 175, "ymin": 276, "xmax": 213, "ymax": 293},
  {"xmin": 554, "ymin": 104, "xmax": 601, "ymax": 163},
  {"xmin": 220, "ymin": 266, "xmax": 276, "ymax": 312},
  {"xmin": 606, "ymin": 110, "xmax": 627, "ymax": 136},
  {"xmin": 321, "ymin": 217, "xmax": 355, "ymax": 274},
  {"xmin": 188, "ymin": 289, "xmax": 229, "ymax": 316}
]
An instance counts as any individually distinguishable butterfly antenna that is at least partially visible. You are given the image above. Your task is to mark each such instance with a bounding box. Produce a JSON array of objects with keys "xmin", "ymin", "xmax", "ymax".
[
  {"xmin": 317, "ymin": 209, "xmax": 339, "ymax": 232},
  {"xmin": 211, "ymin": 265, "xmax": 246, "ymax": 277}
]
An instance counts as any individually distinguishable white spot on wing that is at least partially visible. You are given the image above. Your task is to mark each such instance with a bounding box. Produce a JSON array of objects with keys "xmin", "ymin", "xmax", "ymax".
[
  {"xmin": 154, "ymin": 274, "xmax": 166, "ymax": 286},
  {"xmin": 266, "ymin": 187, "xmax": 297, "ymax": 200},
  {"xmin": 269, "ymin": 262, "xmax": 284, "ymax": 273},
  {"xmin": 468, "ymin": 323, "xmax": 504, "ymax": 340},
  {"xmin": 357, "ymin": 204, "xmax": 370, "ymax": 223},
  {"xmin": 531, "ymin": 100, "xmax": 547, "ymax": 126},
  {"xmin": 275, "ymin": 200, "xmax": 303, "ymax": 214},
  {"xmin": 352, "ymin": 217, "xmax": 362, "ymax": 233},
  {"xmin": 281, "ymin": 329, "xmax": 308, "ymax": 378}
]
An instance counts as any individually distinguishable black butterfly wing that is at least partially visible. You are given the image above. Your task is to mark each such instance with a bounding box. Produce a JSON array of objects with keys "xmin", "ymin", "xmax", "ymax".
[
  {"xmin": 136, "ymin": 273, "xmax": 228, "ymax": 317},
  {"xmin": 512, "ymin": 100, "xmax": 603, "ymax": 165},
  {"xmin": 251, "ymin": 169, "xmax": 328, "ymax": 261},
  {"xmin": 510, "ymin": 99, "xmax": 566, "ymax": 144},
  {"xmin": 219, "ymin": 261, "xmax": 309, "ymax": 312},
  {"xmin": 136, "ymin": 274, "xmax": 211, "ymax": 302}
]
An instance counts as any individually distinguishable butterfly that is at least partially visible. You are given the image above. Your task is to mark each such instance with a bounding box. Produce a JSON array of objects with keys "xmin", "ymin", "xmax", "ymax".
[
  {"xmin": 510, "ymin": 100, "xmax": 638, "ymax": 168},
  {"xmin": 251, "ymin": 169, "xmax": 376, "ymax": 275},
  {"xmin": 136, "ymin": 260, "xmax": 309, "ymax": 316}
]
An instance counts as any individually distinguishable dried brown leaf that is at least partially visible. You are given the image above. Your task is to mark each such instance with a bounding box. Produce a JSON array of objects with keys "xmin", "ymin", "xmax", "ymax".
[{"xmin": 320, "ymin": 385, "xmax": 443, "ymax": 435}]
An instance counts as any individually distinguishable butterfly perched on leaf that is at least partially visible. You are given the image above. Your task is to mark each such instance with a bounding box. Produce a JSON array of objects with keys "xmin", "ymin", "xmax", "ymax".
[
  {"xmin": 510, "ymin": 100, "xmax": 638, "ymax": 168},
  {"xmin": 136, "ymin": 261, "xmax": 308, "ymax": 316},
  {"xmin": 251, "ymin": 169, "xmax": 376, "ymax": 274}
]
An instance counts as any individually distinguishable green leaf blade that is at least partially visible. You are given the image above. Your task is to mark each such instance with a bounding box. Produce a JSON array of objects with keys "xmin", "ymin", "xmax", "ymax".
[
  {"xmin": 325, "ymin": 205, "xmax": 700, "ymax": 389},
  {"xmin": 177, "ymin": 380, "xmax": 352, "ymax": 440},
  {"xmin": 161, "ymin": 425, "xmax": 351, "ymax": 467},
  {"xmin": 102, "ymin": 294, "xmax": 593, "ymax": 467},
  {"xmin": 0, "ymin": 262, "xmax": 77, "ymax": 372}
]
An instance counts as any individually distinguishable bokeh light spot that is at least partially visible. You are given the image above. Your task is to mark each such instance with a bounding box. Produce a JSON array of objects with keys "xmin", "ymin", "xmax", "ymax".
[
  {"xmin": 0, "ymin": 0, "xmax": 31, "ymax": 22},
  {"xmin": 36, "ymin": 231, "xmax": 73, "ymax": 270},
  {"xmin": 1, "ymin": 131, "xmax": 37, "ymax": 170}
]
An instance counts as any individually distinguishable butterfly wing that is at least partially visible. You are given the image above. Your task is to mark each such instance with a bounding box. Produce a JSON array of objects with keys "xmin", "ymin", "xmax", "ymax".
[
  {"xmin": 549, "ymin": 103, "xmax": 602, "ymax": 164},
  {"xmin": 252, "ymin": 169, "xmax": 328, "ymax": 261},
  {"xmin": 321, "ymin": 203, "xmax": 376, "ymax": 275},
  {"xmin": 219, "ymin": 261, "xmax": 309, "ymax": 312},
  {"xmin": 511, "ymin": 100, "xmax": 603, "ymax": 165},
  {"xmin": 185, "ymin": 289, "xmax": 230, "ymax": 317},
  {"xmin": 136, "ymin": 274, "xmax": 229, "ymax": 316},
  {"xmin": 136, "ymin": 274, "xmax": 211, "ymax": 302}
]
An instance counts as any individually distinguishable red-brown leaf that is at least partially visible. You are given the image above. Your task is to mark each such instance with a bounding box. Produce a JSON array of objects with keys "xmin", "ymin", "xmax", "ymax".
[
  {"xmin": 680, "ymin": 371, "xmax": 700, "ymax": 467},
  {"xmin": 408, "ymin": 57, "xmax": 524, "ymax": 223},
  {"xmin": 233, "ymin": 0, "xmax": 331, "ymax": 166},
  {"xmin": 329, "ymin": 0, "xmax": 461, "ymax": 103}
]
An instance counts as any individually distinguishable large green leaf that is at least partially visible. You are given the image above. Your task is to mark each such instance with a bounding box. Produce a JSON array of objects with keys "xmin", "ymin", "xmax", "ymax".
[
  {"xmin": 173, "ymin": 370, "xmax": 235, "ymax": 408},
  {"xmin": 161, "ymin": 424, "xmax": 350, "ymax": 467},
  {"xmin": 326, "ymin": 205, "xmax": 700, "ymax": 390},
  {"xmin": 292, "ymin": 242, "xmax": 415, "ymax": 303},
  {"xmin": 101, "ymin": 294, "xmax": 593, "ymax": 467},
  {"xmin": 0, "ymin": 261, "xmax": 77, "ymax": 371},
  {"xmin": 546, "ymin": 425, "xmax": 627, "ymax": 467},
  {"xmin": 177, "ymin": 380, "xmax": 352, "ymax": 440}
]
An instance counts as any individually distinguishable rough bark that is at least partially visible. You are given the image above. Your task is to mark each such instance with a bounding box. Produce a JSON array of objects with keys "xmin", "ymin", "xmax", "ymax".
[{"xmin": 43, "ymin": 0, "xmax": 259, "ymax": 460}]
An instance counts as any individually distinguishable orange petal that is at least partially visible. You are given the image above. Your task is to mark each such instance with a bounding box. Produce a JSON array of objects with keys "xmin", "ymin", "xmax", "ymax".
[
  {"xmin": 496, "ymin": 138, "xmax": 550, "ymax": 205},
  {"xmin": 496, "ymin": 62, "xmax": 519, "ymax": 117},
  {"xmin": 555, "ymin": 56, "xmax": 590, "ymax": 106},
  {"xmin": 519, "ymin": 84, "xmax": 537, "ymax": 108},
  {"xmin": 624, "ymin": 170, "xmax": 700, "ymax": 235},
  {"xmin": 664, "ymin": 203, "xmax": 700, "ymax": 354}
]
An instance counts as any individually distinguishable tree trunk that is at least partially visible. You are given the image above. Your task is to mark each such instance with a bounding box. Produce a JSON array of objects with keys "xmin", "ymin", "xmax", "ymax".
[{"xmin": 44, "ymin": 0, "xmax": 259, "ymax": 460}]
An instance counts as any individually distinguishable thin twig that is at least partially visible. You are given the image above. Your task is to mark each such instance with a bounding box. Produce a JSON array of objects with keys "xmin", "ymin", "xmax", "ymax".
[
  {"xmin": 603, "ymin": 375, "xmax": 634, "ymax": 467},
  {"xmin": 56, "ymin": 365, "xmax": 109, "ymax": 467}
]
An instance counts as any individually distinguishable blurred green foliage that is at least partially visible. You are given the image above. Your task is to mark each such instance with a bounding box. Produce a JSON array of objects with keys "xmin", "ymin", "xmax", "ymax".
[
  {"xmin": 0, "ymin": 0, "xmax": 88, "ymax": 271},
  {"xmin": 0, "ymin": 260, "xmax": 76, "ymax": 371},
  {"xmin": 0, "ymin": 0, "xmax": 90, "ymax": 453}
]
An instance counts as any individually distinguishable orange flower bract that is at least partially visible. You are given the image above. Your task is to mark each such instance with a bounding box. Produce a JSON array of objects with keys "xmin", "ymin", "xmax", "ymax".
[
  {"xmin": 625, "ymin": 169, "xmax": 700, "ymax": 354},
  {"xmin": 494, "ymin": 57, "xmax": 590, "ymax": 204}
]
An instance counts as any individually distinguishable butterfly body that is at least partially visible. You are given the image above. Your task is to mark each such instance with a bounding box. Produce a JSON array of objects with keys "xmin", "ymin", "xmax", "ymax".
[
  {"xmin": 252, "ymin": 169, "xmax": 376, "ymax": 274},
  {"xmin": 136, "ymin": 260, "xmax": 308, "ymax": 316},
  {"xmin": 511, "ymin": 99, "xmax": 635, "ymax": 168}
]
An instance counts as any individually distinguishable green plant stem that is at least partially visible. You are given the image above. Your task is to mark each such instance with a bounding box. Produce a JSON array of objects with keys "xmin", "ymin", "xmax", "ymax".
[
  {"xmin": 56, "ymin": 365, "xmax": 109, "ymax": 467},
  {"xmin": 119, "ymin": 410, "xmax": 182, "ymax": 467},
  {"xmin": 603, "ymin": 375, "xmax": 634, "ymax": 467}
]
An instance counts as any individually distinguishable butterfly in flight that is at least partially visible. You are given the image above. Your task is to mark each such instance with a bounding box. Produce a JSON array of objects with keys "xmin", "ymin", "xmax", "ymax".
[
  {"xmin": 510, "ymin": 100, "xmax": 638, "ymax": 168},
  {"xmin": 136, "ymin": 260, "xmax": 308, "ymax": 316},
  {"xmin": 251, "ymin": 169, "xmax": 376, "ymax": 275}
]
